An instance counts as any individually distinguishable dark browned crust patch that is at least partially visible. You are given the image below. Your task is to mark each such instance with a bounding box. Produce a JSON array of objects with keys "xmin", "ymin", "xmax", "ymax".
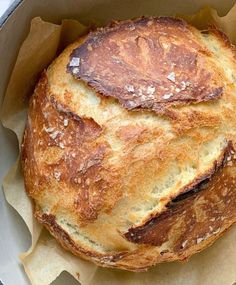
[
  {"xmin": 124, "ymin": 142, "xmax": 236, "ymax": 250},
  {"xmin": 67, "ymin": 17, "xmax": 223, "ymax": 114}
]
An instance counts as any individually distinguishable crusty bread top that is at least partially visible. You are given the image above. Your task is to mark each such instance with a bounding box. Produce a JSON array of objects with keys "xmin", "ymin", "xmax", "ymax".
[
  {"xmin": 67, "ymin": 17, "xmax": 225, "ymax": 116},
  {"xmin": 21, "ymin": 17, "xmax": 236, "ymax": 270}
]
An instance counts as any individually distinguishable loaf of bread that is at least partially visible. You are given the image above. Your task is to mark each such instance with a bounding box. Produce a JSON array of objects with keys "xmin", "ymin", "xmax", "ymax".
[{"xmin": 21, "ymin": 17, "xmax": 236, "ymax": 271}]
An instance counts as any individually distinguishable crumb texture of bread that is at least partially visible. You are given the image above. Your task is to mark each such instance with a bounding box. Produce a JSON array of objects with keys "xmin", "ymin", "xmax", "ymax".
[{"xmin": 21, "ymin": 17, "xmax": 236, "ymax": 271}]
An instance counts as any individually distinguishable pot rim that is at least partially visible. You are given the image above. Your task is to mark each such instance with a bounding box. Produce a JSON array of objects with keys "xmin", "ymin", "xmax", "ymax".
[{"xmin": 0, "ymin": 0, "xmax": 23, "ymax": 28}]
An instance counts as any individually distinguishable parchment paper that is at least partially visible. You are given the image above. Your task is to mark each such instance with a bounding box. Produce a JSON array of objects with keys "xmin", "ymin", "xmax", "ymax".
[{"xmin": 1, "ymin": 5, "xmax": 236, "ymax": 285}]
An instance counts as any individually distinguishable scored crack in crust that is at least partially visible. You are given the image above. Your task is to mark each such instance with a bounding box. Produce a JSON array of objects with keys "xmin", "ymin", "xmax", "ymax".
[
  {"xmin": 124, "ymin": 142, "xmax": 236, "ymax": 246},
  {"xmin": 21, "ymin": 17, "xmax": 236, "ymax": 271}
]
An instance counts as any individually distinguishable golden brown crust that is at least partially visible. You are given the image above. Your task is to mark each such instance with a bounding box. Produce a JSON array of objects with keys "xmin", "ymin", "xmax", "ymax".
[
  {"xmin": 124, "ymin": 142, "xmax": 236, "ymax": 247},
  {"xmin": 22, "ymin": 73, "xmax": 121, "ymax": 223},
  {"xmin": 32, "ymin": 141, "xmax": 236, "ymax": 271},
  {"xmin": 132, "ymin": 140, "xmax": 232, "ymax": 226},
  {"xmin": 67, "ymin": 17, "xmax": 224, "ymax": 116},
  {"xmin": 21, "ymin": 17, "xmax": 236, "ymax": 271},
  {"xmin": 35, "ymin": 212, "xmax": 129, "ymax": 263}
]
